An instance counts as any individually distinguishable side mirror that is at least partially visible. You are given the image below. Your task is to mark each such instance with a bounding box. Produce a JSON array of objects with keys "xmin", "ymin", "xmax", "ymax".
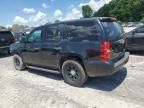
[{"xmin": 19, "ymin": 36, "xmax": 26, "ymax": 43}]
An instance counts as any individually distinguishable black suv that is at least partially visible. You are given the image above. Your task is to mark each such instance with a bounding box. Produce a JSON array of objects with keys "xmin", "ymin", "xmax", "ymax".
[
  {"xmin": 0, "ymin": 31, "xmax": 15, "ymax": 53},
  {"xmin": 10, "ymin": 17, "xmax": 129, "ymax": 86}
]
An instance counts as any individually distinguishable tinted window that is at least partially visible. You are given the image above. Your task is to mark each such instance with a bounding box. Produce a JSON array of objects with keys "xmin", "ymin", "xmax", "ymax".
[
  {"xmin": 102, "ymin": 22, "xmax": 124, "ymax": 40},
  {"xmin": 27, "ymin": 29, "xmax": 41, "ymax": 43},
  {"xmin": 0, "ymin": 31, "xmax": 13, "ymax": 40},
  {"xmin": 45, "ymin": 26, "xmax": 61, "ymax": 42},
  {"xmin": 64, "ymin": 21, "xmax": 102, "ymax": 42},
  {"xmin": 136, "ymin": 26, "xmax": 144, "ymax": 33}
]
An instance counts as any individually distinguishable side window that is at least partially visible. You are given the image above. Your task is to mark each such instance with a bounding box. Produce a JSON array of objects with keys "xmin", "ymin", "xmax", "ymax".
[
  {"xmin": 136, "ymin": 27, "xmax": 144, "ymax": 33},
  {"xmin": 27, "ymin": 29, "xmax": 42, "ymax": 43},
  {"xmin": 64, "ymin": 21, "xmax": 102, "ymax": 42},
  {"xmin": 45, "ymin": 26, "xmax": 61, "ymax": 42}
]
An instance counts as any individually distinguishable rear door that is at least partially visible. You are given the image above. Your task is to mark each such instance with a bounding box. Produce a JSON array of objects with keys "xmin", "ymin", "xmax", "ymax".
[
  {"xmin": 40, "ymin": 25, "xmax": 62, "ymax": 69},
  {"xmin": 101, "ymin": 20, "xmax": 125, "ymax": 62},
  {"xmin": 133, "ymin": 26, "xmax": 144, "ymax": 50},
  {"xmin": 0, "ymin": 31, "xmax": 14, "ymax": 47},
  {"xmin": 63, "ymin": 20, "xmax": 103, "ymax": 60}
]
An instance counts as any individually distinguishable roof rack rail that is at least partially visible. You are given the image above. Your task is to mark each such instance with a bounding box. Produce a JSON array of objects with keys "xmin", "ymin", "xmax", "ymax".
[{"xmin": 99, "ymin": 17, "xmax": 117, "ymax": 22}]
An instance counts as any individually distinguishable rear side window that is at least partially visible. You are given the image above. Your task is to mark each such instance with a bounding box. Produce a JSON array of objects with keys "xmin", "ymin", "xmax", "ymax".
[
  {"xmin": 64, "ymin": 21, "xmax": 102, "ymax": 42},
  {"xmin": 102, "ymin": 22, "xmax": 124, "ymax": 41},
  {"xmin": 0, "ymin": 31, "xmax": 13, "ymax": 40},
  {"xmin": 136, "ymin": 26, "xmax": 144, "ymax": 33},
  {"xmin": 44, "ymin": 26, "xmax": 61, "ymax": 42}
]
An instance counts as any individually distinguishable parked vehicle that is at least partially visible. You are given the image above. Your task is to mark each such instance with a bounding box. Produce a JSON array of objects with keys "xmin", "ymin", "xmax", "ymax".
[
  {"xmin": 10, "ymin": 17, "xmax": 129, "ymax": 87},
  {"xmin": 0, "ymin": 30, "xmax": 15, "ymax": 54},
  {"xmin": 15, "ymin": 32, "xmax": 26, "ymax": 42},
  {"xmin": 122, "ymin": 22, "xmax": 144, "ymax": 28},
  {"xmin": 125, "ymin": 25, "xmax": 144, "ymax": 51}
]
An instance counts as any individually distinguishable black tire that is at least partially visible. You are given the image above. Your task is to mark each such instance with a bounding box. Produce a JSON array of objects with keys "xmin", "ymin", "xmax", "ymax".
[
  {"xmin": 62, "ymin": 60, "xmax": 88, "ymax": 87},
  {"xmin": 13, "ymin": 54, "xmax": 26, "ymax": 70}
]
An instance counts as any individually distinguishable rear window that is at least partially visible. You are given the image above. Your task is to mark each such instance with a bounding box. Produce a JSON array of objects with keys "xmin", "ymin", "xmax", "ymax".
[
  {"xmin": 64, "ymin": 21, "xmax": 102, "ymax": 42},
  {"xmin": 0, "ymin": 31, "xmax": 13, "ymax": 40},
  {"xmin": 102, "ymin": 22, "xmax": 124, "ymax": 41}
]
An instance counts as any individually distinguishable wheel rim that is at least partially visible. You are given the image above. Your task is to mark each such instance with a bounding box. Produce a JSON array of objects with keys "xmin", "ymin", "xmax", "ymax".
[
  {"xmin": 14, "ymin": 58, "xmax": 20, "ymax": 67},
  {"xmin": 66, "ymin": 64, "xmax": 79, "ymax": 81}
]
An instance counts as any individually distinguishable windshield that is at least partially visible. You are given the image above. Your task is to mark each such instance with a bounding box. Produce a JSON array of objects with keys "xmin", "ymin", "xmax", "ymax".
[{"xmin": 102, "ymin": 22, "xmax": 124, "ymax": 41}]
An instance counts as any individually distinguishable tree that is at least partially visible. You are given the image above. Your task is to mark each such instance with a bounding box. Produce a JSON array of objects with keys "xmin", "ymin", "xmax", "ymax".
[
  {"xmin": 55, "ymin": 20, "xmax": 60, "ymax": 23},
  {"xmin": 82, "ymin": 5, "xmax": 93, "ymax": 18},
  {"xmin": 141, "ymin": 17, "xmax": 144, "ymax": 23},
  {"xmin": 0, "ymin": 26, "xmax": 6, "ymax": 30},
  {"xmin": 94, "ymin": 0, "xmax": 144, "ymax": 22},
  {"xmin": 11, "ymin": 24, "xmax": 29, "ymax": 33}
]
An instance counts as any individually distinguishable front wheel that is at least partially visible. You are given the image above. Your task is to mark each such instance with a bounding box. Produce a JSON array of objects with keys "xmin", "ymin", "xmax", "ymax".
[
  {"xmin": 13, "ymin": 54, "xmax": 26, "ymax": 70},
  {"xmin": 62, "ymin": 60, "xmax": 88, "ymax": 87}
]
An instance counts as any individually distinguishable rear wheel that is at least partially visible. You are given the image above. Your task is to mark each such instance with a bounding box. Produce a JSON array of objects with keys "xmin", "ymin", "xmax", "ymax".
[
  {"xmin": 13, "ymin": 54, "xmax": 26, "ymax": 70},
  {"xmin": 62, "ymin": 60, "xmax": 88, "ymax": 87}
]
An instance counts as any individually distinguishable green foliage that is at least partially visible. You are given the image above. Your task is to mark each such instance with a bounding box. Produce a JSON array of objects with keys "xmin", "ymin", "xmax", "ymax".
[
  {"xmin": 82, "ymin": 5, "xmax": 93, "ymax": 18},
  {"xmin": 55, "ymin": 20, "xmax": 61, "ymax": 23},
  {"xmin": 94, "ymin": 0, "xmax": 144, "ymax": 22},
  {"xmin": 141, "ymin": 17, "xmax": 144, "ymax": 22}
]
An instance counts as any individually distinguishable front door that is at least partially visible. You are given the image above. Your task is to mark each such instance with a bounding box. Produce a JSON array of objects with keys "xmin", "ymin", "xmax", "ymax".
[
  {"xmin": 133, "ymin": 26, "xmax": 144, "ymax": 50},
  {"xmin": 22, "ymin": 28, "xmax": 43, "ymax": 66}
]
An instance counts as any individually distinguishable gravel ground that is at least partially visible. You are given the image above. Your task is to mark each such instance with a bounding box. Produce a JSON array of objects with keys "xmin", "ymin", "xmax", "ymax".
[{"xmin": 0, "ymin": 52, "xmax": 144, "ymax": 108}]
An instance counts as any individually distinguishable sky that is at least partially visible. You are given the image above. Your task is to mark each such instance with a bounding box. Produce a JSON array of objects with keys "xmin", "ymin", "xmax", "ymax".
[{"xmin": 0, "ymin": 0, "xmax": 111, "ymax": 27}]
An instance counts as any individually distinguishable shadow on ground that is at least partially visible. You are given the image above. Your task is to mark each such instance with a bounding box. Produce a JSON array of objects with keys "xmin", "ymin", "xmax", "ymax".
[
  {"xmin": 129, "ymin": 51, "xmax": 144, "ymax": 56},
  {"xmin": 85, "ymin": 68, "xmax": 127, "ymax": 91},
  {"xmin": 28, "ymin": 68, "xmax": 63, "ymax": 81},
  {"xmin": 28, "ymin": 67, "xmax": 127, "ymax": 91}
]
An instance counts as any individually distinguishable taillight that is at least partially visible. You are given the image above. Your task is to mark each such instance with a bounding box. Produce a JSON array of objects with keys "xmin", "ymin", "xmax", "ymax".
[
  {"xmin": 13, "ymin": 36, "xmax": 16, "ymax": 43},
  {"xmin": 100, "ymin": 41, "xmax": 111, "ymax": 62}
]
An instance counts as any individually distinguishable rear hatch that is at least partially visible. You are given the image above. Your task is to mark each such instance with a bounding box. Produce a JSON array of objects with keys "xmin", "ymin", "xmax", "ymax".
[
  {"xmin": 0, "ymin": 31, "xmax": 14, "ymax": 47},
  {"xmin": 101, "ymin": 18, "xmax": 125, "ymax": 62}
]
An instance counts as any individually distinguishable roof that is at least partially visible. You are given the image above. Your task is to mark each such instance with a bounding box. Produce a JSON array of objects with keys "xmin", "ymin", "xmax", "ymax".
[
  {"xmin": 0, "ymin": 30, "xmax": 11, "ymax": 32},
  {"xmin": 37, "ymin": 17, "xmax": 117, "ymax": 29}
]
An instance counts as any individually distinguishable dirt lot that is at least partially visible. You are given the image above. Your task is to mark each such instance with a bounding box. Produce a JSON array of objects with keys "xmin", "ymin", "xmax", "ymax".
[{"xmin": 0, "ymin": 52, "xmax": 144, "ymax": 108}]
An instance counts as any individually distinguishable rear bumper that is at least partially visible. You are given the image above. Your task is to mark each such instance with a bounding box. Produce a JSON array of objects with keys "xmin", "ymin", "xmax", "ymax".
[{"xmin": 84, "ymin": 52, "xmax": 129, "ymax": 77}]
